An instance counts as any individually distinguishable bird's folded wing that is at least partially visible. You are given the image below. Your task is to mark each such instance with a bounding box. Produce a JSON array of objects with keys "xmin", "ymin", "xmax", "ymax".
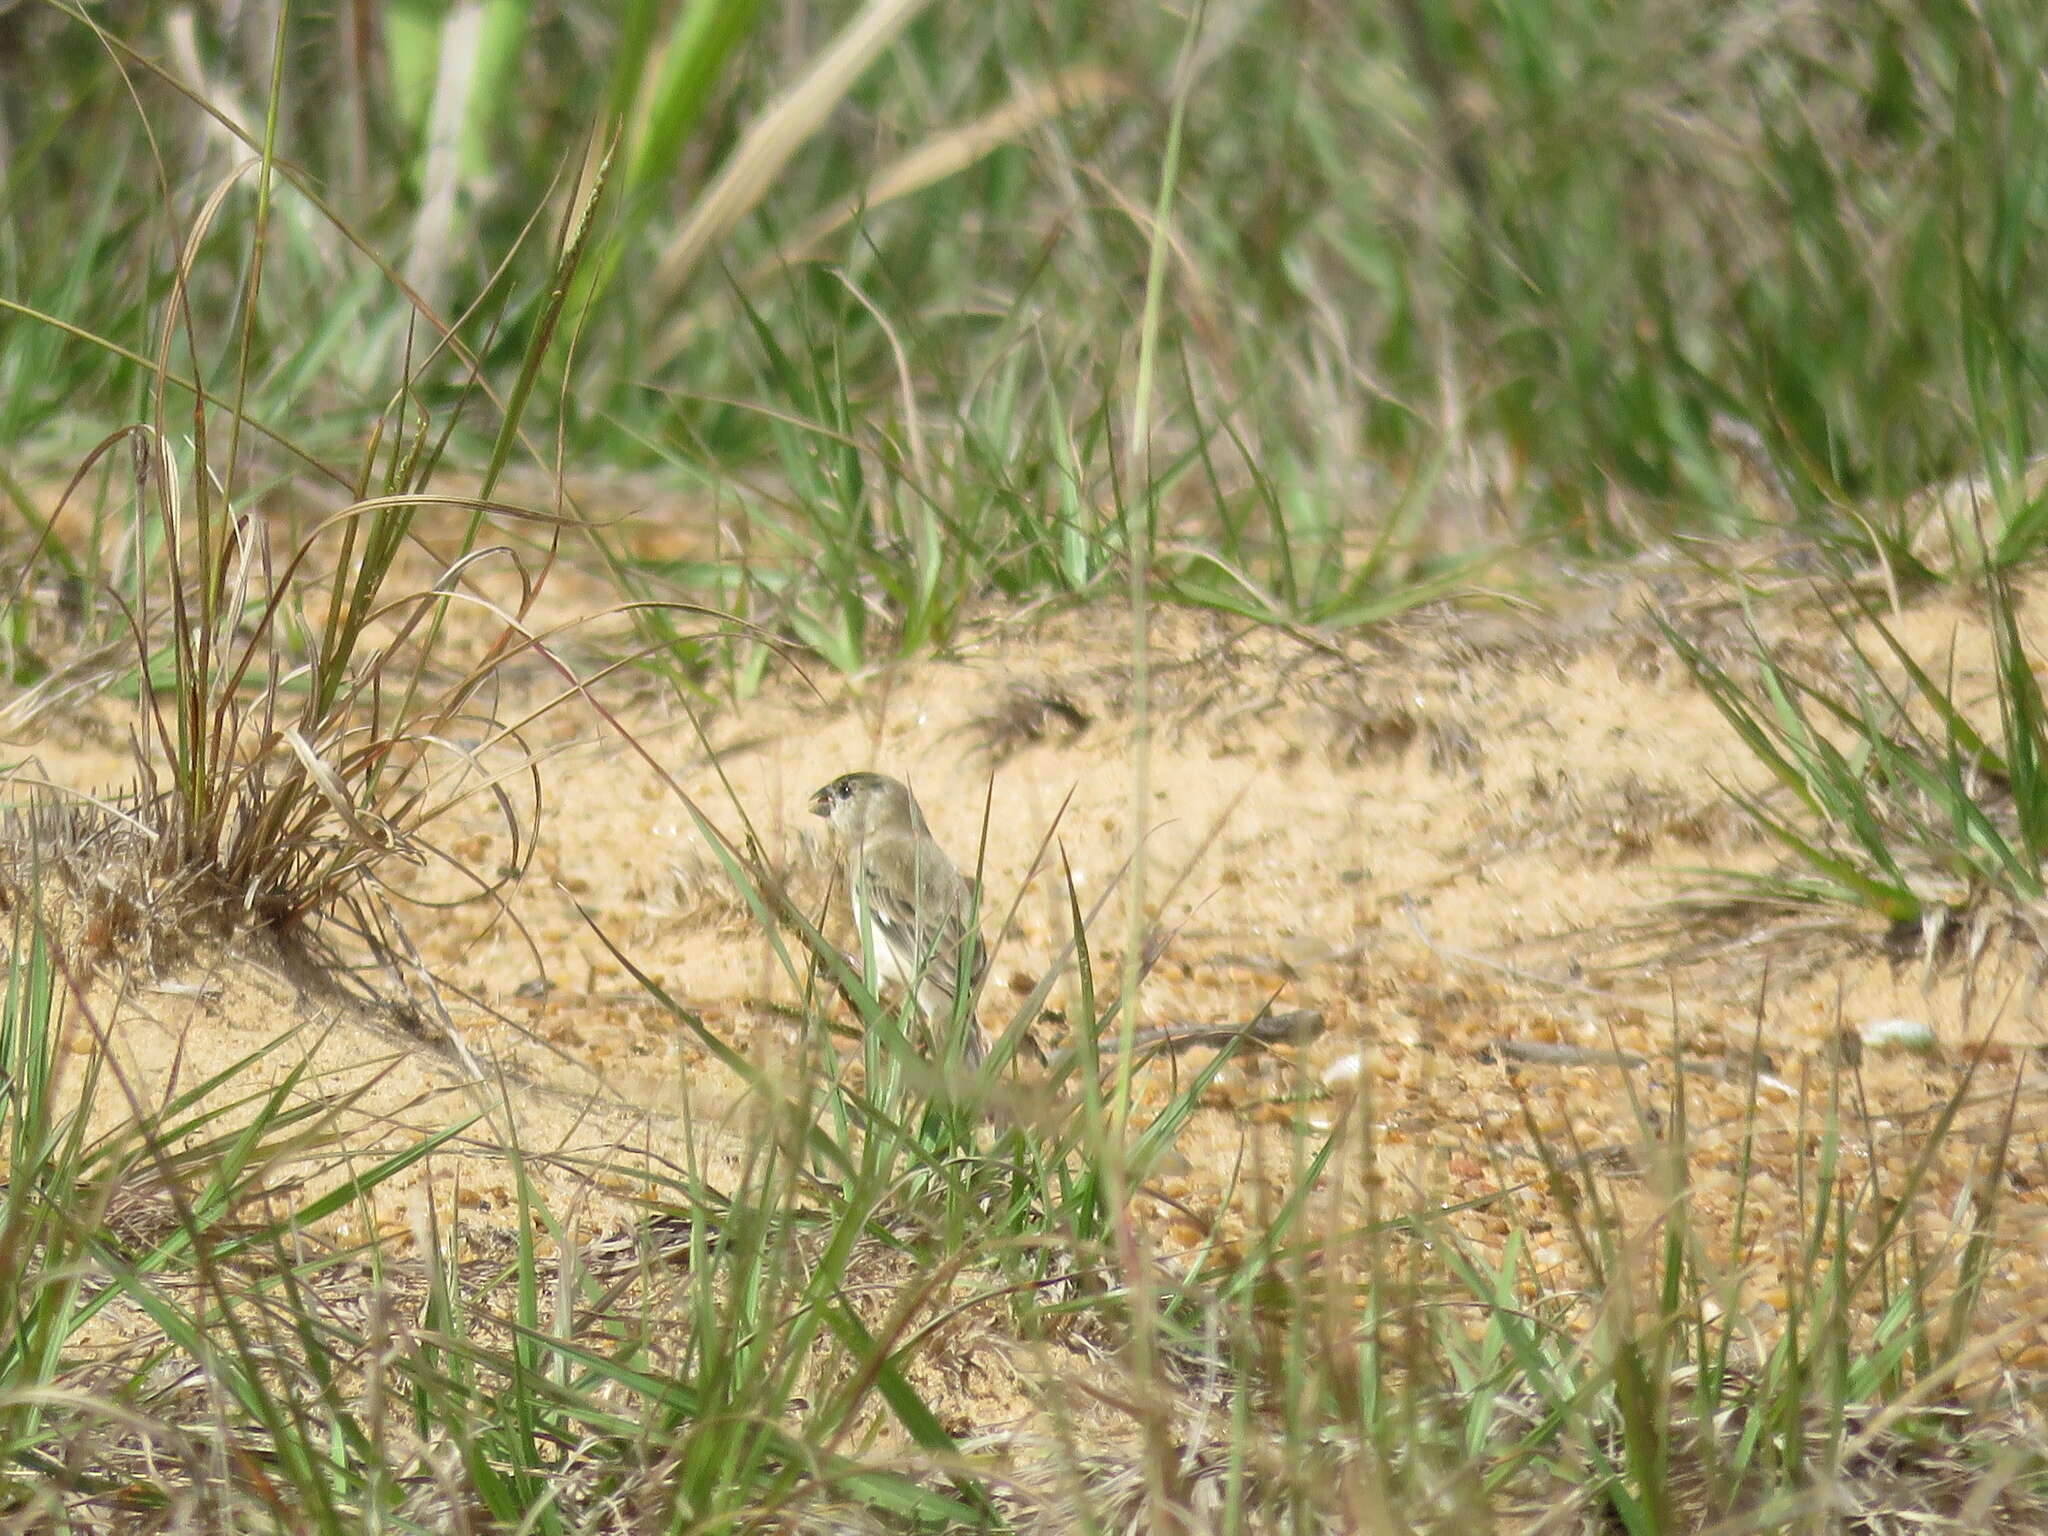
[{"xmin": 859, "ymin": 842, "xmax": 986, "ymax": 994}]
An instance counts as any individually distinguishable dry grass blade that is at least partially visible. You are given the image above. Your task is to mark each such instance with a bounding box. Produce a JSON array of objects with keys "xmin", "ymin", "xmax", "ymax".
[
  {"xmin": 745, "ymin": 66, "xmax": 1126, "ymax": 281},
  {"xmin": 648, "ymin": 63, "xmax": 1127, "ymax": 371},
  {"xmin": 404, "ymin": 1, "xmax": 487, "ymax": 315},
  {"xmin": 643, "ymin": 0, "xmax": 932, "ymax": 338}
]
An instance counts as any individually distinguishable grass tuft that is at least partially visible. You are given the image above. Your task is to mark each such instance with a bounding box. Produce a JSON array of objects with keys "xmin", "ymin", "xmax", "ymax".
[{"xmin": 1660, "ymin": 557, "xmax": 2048, "ymax": 949}]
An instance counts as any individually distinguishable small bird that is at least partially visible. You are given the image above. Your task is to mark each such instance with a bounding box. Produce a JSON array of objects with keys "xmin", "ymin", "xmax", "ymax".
[{"xmin": 808, "ymin": 771, "xmax": 990, "ymax": 1063}]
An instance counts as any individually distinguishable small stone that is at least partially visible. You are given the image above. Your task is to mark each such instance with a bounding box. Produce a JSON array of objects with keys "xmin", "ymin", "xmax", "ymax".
[{"xmin": 1322, "ymin": 1050, "xmax": 1366, "ymax": 1091}]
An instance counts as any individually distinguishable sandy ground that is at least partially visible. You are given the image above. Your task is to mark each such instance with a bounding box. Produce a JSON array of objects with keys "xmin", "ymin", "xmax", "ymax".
[{"xmin": 7, "ymin": 543, "xmax": 2048, "ymax": 1447}]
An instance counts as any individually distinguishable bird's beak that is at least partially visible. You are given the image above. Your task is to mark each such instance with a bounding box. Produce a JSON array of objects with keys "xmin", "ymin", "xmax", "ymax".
[{"xmin": 807, "ymin": 787, "xmax": 832, "ymax": 819}]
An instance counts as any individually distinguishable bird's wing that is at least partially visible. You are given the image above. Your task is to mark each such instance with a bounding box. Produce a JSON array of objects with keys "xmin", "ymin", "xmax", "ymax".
[{"xmin": 858, "ymin": 836, "xmax": 986, "ymax": 997}]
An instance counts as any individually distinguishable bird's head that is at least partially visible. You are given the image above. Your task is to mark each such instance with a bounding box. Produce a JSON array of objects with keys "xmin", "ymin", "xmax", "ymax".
[{"xmin": 808, "ymin": 771, "xmax": 920, "ymax": 841}]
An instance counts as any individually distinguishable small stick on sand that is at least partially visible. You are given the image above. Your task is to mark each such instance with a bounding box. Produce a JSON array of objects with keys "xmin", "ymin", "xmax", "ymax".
[{"xmin": 1487, "ymin": 1038, "xmax": 1771, "ymax": 1080}]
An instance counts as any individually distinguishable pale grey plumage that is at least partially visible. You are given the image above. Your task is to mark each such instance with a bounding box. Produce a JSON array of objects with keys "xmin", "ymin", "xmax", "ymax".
[{"xmin": 808, "ymin": 772, "xmax": 987, "ymax": 1063}]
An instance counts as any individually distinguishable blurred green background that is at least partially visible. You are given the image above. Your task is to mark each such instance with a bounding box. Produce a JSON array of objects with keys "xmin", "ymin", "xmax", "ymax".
[{"xmin": 6, "ymin": 0, "xmax": 2048, "ymax": 656}]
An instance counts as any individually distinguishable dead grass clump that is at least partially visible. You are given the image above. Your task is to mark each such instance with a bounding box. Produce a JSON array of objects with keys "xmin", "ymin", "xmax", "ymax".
[{"xmin": 0, "ymin": 796, "xmax": 202, "ymax": 974}]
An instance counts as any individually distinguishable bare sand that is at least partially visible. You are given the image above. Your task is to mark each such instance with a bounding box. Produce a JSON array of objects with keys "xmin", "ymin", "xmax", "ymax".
[{"xmin": 8, "ymin": 555, "xmax": 2048, "ymax": 1444}]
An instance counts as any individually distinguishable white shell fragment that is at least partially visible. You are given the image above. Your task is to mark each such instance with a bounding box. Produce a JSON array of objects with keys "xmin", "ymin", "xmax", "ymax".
[{"xmin": 1321, "ymin": 1050, "xmax": 1366, "ymax": 1090}]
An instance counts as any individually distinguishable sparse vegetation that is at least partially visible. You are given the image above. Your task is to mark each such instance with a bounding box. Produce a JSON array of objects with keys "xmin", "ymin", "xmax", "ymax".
[
  {"xmin": 1663, "ymin": 560, "xmax": 2048, "ymax": 948},
  {"xmin": 4, "ymin": 0, "xmax": 2048, "ymax": 1531}
]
